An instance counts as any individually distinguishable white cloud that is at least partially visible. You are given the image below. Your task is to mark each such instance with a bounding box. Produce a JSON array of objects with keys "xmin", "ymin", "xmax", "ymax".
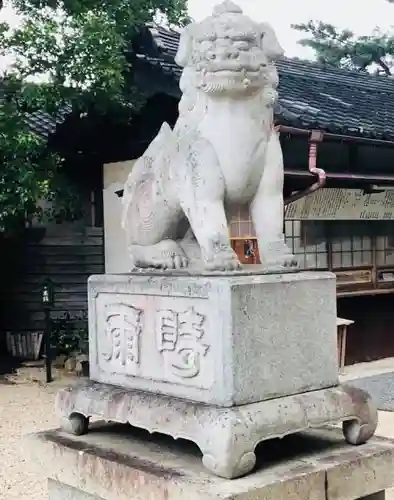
[
  {"xmin": 0, "ymin": 3, "xmax": 21, "ymax": 72},
  {"xmin": 187, "ymin": 0, "xmax": 394, "ymax": 58},
  {"xmin": 1, "ymin": 0, "xmax": 393, "ymax": 72}
]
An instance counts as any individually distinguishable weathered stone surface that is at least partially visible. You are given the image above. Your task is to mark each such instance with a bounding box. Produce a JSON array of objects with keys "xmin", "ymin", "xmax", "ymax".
[
  {"xmin": 49, "ymin": 480, "xmax": 102, "ymax": 500},
  {"xmin": 55, "ymin": 380, "xmax": 378, "ymax": 479},
  {"xmin": 324, "ymin": 446, "xmax": 392, "ymax": 500},
  {"xmin": 88, "ymin": 270, "xmax": 339, "ymax": 406},
  {"xmin": 27, "ymin": 426, "xmax": 394, "ymax": 500},
  {"xmin": 121, "ymin": 1, "xmax": 300, "ymax": 271}
]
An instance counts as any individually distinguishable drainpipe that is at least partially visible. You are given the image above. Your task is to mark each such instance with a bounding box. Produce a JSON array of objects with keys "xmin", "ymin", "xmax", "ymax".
[{"xmin": 283, "ymin": 129, "xmax": 326, "ymax": 205}]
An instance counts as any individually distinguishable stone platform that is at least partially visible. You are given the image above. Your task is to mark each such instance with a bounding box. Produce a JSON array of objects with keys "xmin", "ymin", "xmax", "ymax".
[
  {"xmin": 55, "ymin": 380, "xmax": 378, "ymax": 479},
  {"xmin": 88, "ymin": 270, "xmax": 339, "ymax": 407},
  {"xmin": 28, "ymin": 424, "xmax": 393, "ymax": 500}
]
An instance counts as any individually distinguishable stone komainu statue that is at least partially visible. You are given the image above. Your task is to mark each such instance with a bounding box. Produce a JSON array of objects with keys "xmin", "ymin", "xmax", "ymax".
[{"xmin": 121, "ymin": 0, "xmax": 297, "ymax": 271}]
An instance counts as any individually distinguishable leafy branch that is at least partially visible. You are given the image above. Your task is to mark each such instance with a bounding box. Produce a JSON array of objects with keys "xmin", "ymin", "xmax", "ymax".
[
  {"xmin": 292, "ymin": 9, "xmax": 394, "ymax": 76},
  {"xmin": 0, "ymin": 0, "xmax": 188, "ymax": 234}
]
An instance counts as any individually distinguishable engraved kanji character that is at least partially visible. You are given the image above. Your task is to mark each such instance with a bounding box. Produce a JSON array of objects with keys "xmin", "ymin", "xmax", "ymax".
[
  {"xmin": 104, "ymin": 303, "xmax": 142, "ymax": 370},
  {"xmin": 157, "ymin": 308, "xmax": 179, "ymax": 352},
  {"xmin": 156, "ymin": 306, "xmax": 209, "ymax": 379}
]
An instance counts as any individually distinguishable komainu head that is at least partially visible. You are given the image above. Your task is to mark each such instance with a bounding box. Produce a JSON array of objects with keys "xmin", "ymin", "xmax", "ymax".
[{"xmin": 175, "ymin": 0, "xmax": 284, "ymax": 96}]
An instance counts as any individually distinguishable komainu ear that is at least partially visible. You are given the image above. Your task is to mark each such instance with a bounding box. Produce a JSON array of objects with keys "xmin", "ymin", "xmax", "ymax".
[
  {"xmin": 260, "ymin": 22, "xmax": 284, "ymax": 61},
  {"xmin": 175, "ymin": 24, "xmax": 194, "ymax": 68}
]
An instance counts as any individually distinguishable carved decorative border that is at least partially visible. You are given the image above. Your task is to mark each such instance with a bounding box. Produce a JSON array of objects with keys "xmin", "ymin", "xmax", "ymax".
[{"xmin": 56, "ymin": 382, "xmax": 378, "ymax": 480}]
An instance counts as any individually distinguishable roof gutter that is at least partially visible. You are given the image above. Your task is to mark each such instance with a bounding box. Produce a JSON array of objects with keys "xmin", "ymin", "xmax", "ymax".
[
  {"xmin": 285, "ymin": 169, "xmax": 394, "ymax": 184},
  {"xmin": 278, "ymin": 125, "xmax": 394, "ymax": 147}
]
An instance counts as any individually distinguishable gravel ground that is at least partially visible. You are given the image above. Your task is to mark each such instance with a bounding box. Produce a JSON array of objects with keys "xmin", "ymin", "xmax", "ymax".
[
  {"xmin": 0, "ymin": 366, "xmax": 74, "ymax": 500},
  {"xmin": 1, "ymin": 366, "xmax": 394, "ymax": 499}
]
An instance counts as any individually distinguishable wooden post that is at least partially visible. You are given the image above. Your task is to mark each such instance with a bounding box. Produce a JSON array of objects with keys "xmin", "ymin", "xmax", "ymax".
[
  {"xmin": 44, "ymin": 308, "xmax": 52, "ymax": 384},
  {"xmin": 336, "ymin": 317, "xmax": 354, "ymax": 372},
  {"xmin": 41, "ymin": 278, "xmax": 54, "ymax": 384}
]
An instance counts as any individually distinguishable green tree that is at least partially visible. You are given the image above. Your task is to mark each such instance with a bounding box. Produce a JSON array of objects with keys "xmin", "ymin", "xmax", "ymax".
[
  {"xmin": 292, "ymin": 3, "xmax": 394, "ymax": 75},
  {"xmin": 0, "ymin": 77, "xmax": 62, "ymax": 234},
  {"xmin": 0, "ymin": 0, "xmax": 189, "ymax": 112},
  {"xmin": 0, "ymin": 0, "xmax": 188, "ymax": 234}
]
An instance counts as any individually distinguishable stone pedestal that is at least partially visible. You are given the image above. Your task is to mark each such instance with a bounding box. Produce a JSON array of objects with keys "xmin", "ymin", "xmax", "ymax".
[
  {"xmin": 88, "ymin": 269, "xmax": 339, "ymax": 406},
  {"xmin": 55, "ymin": 268, "xmax": 378, "ymax": 479},
  {"xmin": 56, "ymin": 380, "xmax": 378, "ymax": 479},
  {"xmin": 28, "ymin": 425, "xmax": 394, "ymax": 500}
]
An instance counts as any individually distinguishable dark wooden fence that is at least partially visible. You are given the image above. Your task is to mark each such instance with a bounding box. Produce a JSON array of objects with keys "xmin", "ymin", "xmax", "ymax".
[{"xmin": 0, "ymin": 226, "xmax": 104, "ymax": 337}]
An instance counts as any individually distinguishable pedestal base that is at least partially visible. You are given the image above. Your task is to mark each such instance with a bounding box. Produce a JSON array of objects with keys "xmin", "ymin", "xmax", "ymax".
[
  {"xmin": 27, "ymin": 426, "xmax": 394, "ymax": 500},
  {"xmin": 55, "ymin": 381, "xmax": 378, "ymax": 479}
]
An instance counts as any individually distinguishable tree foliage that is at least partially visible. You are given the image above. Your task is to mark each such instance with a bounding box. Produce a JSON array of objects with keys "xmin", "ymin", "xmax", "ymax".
[
  {"xmin": 292, "ymin": 2, "xmax": 394, "ymax": 75},
  {"xmin": 0, "ymin": 0, "xmax": 189, "ymax": 111},
  {"xmin": 0, "ymin": 0, "xmax": 188, "ymax": 234},
  {"xmin": 0, "ymin": 77, "xmax": 63, "ymax": 234}
]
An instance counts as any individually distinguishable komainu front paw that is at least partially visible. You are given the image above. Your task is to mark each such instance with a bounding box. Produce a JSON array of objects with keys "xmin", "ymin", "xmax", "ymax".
[
  {"xmin": 204, "ymin": 247, "xmax": 241, "ymax": 271},
  {"xmin": 261, "ymin": 240, "xmax": 299, "ymax": 269},
  {"xmin": 275, "ymin": 253, "xmax": 299, "ymax": 268}
]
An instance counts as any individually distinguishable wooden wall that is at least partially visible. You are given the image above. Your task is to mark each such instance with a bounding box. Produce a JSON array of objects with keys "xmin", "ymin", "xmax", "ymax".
[
  {"xmin": 1, "ymin": 224, "xmax": 393, "ymax": 367},
  {"xmin": 338, "ymin": 293, "xmax": 394, "ymax": 365},
  {"xmin": 0, "ymin": 227, "xmax": 104, "ymax": 335}
]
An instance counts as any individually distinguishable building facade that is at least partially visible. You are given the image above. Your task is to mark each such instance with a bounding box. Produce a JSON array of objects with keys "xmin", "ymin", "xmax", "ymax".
[{"xmin": 4, "ymin": 25, "xmax": 394, "ymax": 366}]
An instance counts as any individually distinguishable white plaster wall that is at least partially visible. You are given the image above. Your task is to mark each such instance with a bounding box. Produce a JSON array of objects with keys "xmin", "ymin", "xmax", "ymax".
[{"xmin": 103, "ymin": 160, "xmax": 136, "ymax": 273}]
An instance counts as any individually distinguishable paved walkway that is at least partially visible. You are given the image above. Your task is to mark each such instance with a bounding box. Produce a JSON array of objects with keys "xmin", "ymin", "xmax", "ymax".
[{"xmin": 341, "ymin": 357, "xmax": 394, "ymax": 382}]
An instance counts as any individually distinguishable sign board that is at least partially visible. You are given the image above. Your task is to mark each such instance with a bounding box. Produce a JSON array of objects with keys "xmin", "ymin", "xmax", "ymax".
[
  {"xmin": 285, "ymin": 188, "xmax": 394, "ymax": 220},
  {"xmin": 335, "ymin": 269, "xmax": 373, "ymax": 286},
  {"xmin": 377, "ymin": 269, "xmax": 394, "ymax": 283}
]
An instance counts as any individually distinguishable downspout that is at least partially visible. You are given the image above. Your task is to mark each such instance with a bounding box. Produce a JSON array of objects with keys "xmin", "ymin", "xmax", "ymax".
[{"xmin": 283, "ymin": 129, "xmax": 326, "ymax": 205}]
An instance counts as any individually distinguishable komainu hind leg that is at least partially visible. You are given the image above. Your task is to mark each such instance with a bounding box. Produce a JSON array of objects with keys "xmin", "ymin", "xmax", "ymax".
[
  {"xmin": 129, "ymin": 240, "xmax": 188, "ymax": 270},
  {"xmin": 124, "ymin": 189, "xmax": 188, "ymax": 269},
  {"xmin": 121, "ymin": 123, "xmax": 189, "ymax": 270}
]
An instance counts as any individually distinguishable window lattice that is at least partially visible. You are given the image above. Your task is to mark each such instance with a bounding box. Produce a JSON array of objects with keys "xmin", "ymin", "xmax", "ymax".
[
  {"xmin": 228, "ymin": 204, "xmax": 256, "ymax": 238},
  {"xmin": 227, "ymin": 208, "xmax": 394, "ymax": 273}
]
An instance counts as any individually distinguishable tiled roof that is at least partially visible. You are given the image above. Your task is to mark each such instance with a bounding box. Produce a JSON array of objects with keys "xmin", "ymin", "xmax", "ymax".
[
  {"xmin": 137, "ymin": 26, "xmax": 394, "ymax": 141},
  {"xmin": 24, "ymin": 105, "xmax": 72, "ymax": 139}
]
